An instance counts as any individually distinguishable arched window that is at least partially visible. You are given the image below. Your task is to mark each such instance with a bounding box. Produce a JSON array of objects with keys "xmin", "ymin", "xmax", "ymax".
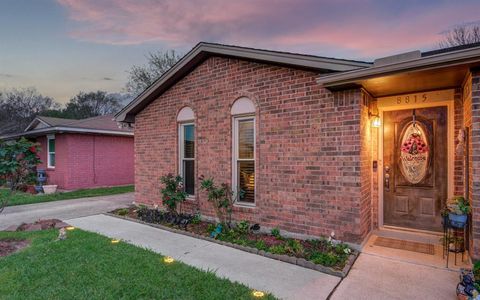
[
  {"xmin": 231, "ymin": 97, "xmax": 255, "ymax": 115},
  {"xmin": 231, "ymin": 98, "xmax": 255, "ymax": 204},
  {"xmin": 177, "ymin": 107, "xmax": 195, "ymax": 196}
]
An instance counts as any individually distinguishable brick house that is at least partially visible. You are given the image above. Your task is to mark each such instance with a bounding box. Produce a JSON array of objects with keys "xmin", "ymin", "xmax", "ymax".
[
  {"xmin": 3, "ymin": 115, "xmax": 134, "ymax": 190},
  {"xmin": 116, "ymin": 42, "xmax": 480, "ymax": 258}
]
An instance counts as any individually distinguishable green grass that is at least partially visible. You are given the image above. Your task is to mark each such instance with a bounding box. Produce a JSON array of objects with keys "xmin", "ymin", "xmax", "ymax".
[
  {"xmin": 0, "ymin": 229, "xmax": 276, "ymax": 300},
  {"xmin": 0, "ymin": 185, "xmax": 134, "ymax": 206}
]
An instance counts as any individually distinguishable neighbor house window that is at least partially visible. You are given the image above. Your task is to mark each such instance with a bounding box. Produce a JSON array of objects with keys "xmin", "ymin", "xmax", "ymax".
[
  {"xmin": 231, "ymin": 97, "xmax": 256, "ymax": 204},
  {"xmin": 177, "ymin": 107, "xmax": 195, "ymax": 196},
  {"xmin": 47, "ymin": 135, "xmax": 55, "ymax": 168}
]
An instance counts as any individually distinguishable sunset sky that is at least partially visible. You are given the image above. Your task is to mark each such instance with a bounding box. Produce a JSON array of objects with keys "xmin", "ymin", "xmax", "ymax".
[{"xmin": 1, "ymin": 0, "xmax": 479, "ymax": 103}]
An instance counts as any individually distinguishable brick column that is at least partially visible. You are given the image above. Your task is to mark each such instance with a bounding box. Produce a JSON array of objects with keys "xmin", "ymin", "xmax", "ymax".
[{"xmin": 470, "ymin": 70, "xmax": 480, "ymax": 259}]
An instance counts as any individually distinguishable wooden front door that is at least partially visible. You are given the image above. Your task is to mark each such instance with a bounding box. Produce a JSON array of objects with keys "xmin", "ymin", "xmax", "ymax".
[{"xmin": 383, "ymin": 106, "xmax": 447, "ymax": 232}]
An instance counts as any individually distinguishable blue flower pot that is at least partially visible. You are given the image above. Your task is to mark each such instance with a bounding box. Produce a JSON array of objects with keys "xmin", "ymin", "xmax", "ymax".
[{"xmin": 448, "ymin": 212, "xmax": 467, "ymax": 228}]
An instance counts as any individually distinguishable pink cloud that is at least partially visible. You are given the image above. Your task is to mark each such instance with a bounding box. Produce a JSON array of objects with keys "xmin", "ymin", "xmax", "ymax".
[{"xmin": 57, "ymin": 0, "xmax": 480, "ymax": 57}]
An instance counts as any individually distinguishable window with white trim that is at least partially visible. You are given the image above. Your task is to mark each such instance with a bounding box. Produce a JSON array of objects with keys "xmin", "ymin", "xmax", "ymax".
[
  {"xmin": 231, "ymin": 97, "xmax": 256, "ymax": 204},
  {"xmin": 179, "ymin": 123, "xmax": 195, "ymax": 195},
  {"xmin": 177, "ymin": 107, "xmax": 195, "ymax": 196},
  {"xmin": 47, "ymin": 135, "xmax": 55, "ymax": 168}
]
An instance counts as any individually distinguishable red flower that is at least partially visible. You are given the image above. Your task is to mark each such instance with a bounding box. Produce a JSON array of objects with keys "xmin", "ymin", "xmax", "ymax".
[{"xmin": 29, "ymin": 146, "xmax": 37, "ymax": 153}]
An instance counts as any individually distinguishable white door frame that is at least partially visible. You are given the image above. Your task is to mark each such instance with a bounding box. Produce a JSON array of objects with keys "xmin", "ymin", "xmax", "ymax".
[{"xmin": 377, "ymin": 89, "xmax": 455, "ymax": 231}]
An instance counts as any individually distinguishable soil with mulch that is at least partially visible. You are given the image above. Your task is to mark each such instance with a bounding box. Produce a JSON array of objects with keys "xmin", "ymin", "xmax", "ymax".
[
  {"xmin": 111, "ymin": 206, "xmax": 354, "ymax": 272},
  {"xmin": 0, "ymin": 238, "xmax": 30, "ymax": 257},
  {"xmin": 5, "ymin": 219, "xmax": 69, "ymax": 232}
]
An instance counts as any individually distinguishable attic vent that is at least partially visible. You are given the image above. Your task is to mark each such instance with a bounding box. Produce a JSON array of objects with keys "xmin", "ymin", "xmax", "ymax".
[{"xmin": 374, "ymin": 50, "xmax": 421, "ymax": 67}]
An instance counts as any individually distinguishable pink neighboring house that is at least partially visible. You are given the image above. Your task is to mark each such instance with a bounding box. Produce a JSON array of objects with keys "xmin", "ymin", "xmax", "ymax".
[{"xmin": 5, "ymin": 115, "xmax": 134, "ymax": 190}]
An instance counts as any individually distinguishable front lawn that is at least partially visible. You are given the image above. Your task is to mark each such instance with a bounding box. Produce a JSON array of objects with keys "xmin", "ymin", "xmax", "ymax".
[
  {"xmin": 0, "ymin": 229, "xmax": 274, "ymax": 299},
  {"xmin": 0, "ymin": 185, "xmax": 134, "ymax": 206}
]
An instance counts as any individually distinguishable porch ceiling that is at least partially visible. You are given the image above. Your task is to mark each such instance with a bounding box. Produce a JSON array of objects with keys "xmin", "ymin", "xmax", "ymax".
[
  {"xmin": 359, "ymin": 65, "xmax": 469, "ymax": 97},
  {"xmin": 317, "ymin": 44, "xmax": 480, "ymax": 97}
]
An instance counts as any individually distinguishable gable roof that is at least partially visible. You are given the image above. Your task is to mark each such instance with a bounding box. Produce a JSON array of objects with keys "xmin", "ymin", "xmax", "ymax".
[
  {"xmin": 115, "ymin": 42, "xmax": 372, "ymax": 123},
  {"xmin": 2, "ymin": 115, "xmax": 133, "ymax": 140}
]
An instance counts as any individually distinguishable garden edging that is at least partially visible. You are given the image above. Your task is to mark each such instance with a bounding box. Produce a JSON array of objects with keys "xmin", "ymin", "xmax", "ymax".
[{"xmin": 105, "ymin": 212, "xmax": 358, "ymax": 277}]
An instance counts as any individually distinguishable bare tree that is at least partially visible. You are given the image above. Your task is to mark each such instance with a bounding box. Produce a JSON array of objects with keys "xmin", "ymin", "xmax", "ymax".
[
  {"xmin": 0, "ymin": 87, "xmax": 60, "ymax": 135},
  {"xmin": 439, "ymin": 24, "xmax": 480, "ymax": 48},
  {"xmin": 61, "ymin": 91, "xmax": 123, "ymax": 119},
  {"xmin": 126, "ymin": 50, "xmax": 181, "ymax": 97}
]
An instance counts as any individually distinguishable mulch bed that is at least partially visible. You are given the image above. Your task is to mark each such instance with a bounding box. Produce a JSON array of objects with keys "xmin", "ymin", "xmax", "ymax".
[
  {"xmin": 0, "ymin": 238, "xmax": 30, "ymax": 257},
  {"xmin": 109, "ymin": 206, "xmax": 359, "ymax": 277},
  {"xmin": 7, "ymin": 219, "xmax": 69, "ymax": 232}
]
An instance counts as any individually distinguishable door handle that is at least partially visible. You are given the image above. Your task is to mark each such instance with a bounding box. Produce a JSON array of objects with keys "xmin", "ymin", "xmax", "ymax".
[{"xmin": 384, "ymin": 165, "xmax": 390, "ymax": 191}]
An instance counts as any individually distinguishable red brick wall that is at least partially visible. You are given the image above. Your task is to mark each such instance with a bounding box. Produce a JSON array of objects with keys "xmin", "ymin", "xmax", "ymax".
[
  {"xmin": 466, "ymin": 70, "xmax": 480, "ymax": 259},
  {"xmin": 360, "ymin": 91, "xmax": 374, "ymax": 239},
  {"xmin": 135, "ymin": 56, "xmax": 368, "ymax": 243},
  {"xmin": 36, "ymin": 134, "xmax": 134, "ymax": 190}
]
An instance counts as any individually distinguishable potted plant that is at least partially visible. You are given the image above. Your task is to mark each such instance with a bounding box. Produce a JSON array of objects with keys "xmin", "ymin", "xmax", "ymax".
[{"xmin": 447, "ymin": 196, "xmax": 471, "ymax": 227}]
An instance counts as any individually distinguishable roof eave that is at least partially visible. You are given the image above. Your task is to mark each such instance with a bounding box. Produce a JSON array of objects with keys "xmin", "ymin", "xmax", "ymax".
[
  {"xmin": 115, "ymin": 42, "xmax": 372, "ymax": 123},
  {"xmin": 317, "ymin": 46, "xmax": 480, "ymax": 88},
  {"xmin": 1, "ymin": 126, "xmax": 134, "ymax": 141}
]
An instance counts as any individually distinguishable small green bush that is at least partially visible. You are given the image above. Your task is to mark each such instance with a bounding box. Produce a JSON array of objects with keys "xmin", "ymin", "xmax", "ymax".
[
  {"xmin": 269, "ymin": 244, "xmax": 286, "ymax": 255},
  {"xmin": 207, "ymin": 223, "xmax": 216, "ymax": 234},
  {"xmin": 254, "ymin": 240, "xmax": 268, "ymax": 251},
  {"xmin": 117, "ymin": 208, "xmax": 129, "ymax": 216},
  {"xmin": 309, "ymin": 251, "xmax": 340, "ymax": 267},
  {"xmin": 271, "ymin": 227, "xmax": 281, "ymax": 238},
  {"xmin": 191, "ymin": 213, "xmax": 201, "ymax": 224},
  {"xmin": 284, "ymin": 239, "xmax": 304, "ymax": 255},
  {"xmin": 236, "ymin": 220, "xmax": 250, "ymax": 236}
]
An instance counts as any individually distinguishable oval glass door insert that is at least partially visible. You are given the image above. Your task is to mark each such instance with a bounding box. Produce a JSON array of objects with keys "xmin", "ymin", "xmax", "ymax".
[{"xmin": 399, "ymin": 122, "xmax": 430, "ymax": 184}]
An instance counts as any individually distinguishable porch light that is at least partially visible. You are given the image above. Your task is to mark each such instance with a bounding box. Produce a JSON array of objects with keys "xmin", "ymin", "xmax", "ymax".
[
  {"xmin": 368, "ymin": 111, "xmax": 381, "ymax": 128},
  {"xmin": 252, "ymin": 290, "xmax": 265, "ymax": 298},
  {"xmin": 163, "ymin": 256, "xmax": 175, "ymax": 264}
]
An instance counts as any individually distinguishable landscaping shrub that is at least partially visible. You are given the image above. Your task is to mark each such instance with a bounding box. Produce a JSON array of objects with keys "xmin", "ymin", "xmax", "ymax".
[
  {"xmin": 236, "ymin": 220, "xmax": 250, "ymax": 236},
  {"xmin": 160, "ymin": 174, "xmax": 187, "ymax": 215},
  {"xmin": 199, "ymin": 176, "xmax": 235, "ymax": 227},
  {"xmin": 0, "ymin": 138, "xmax": 41, "ymax": 191},
  {"xmin": 271, "ymin": 227, "xmax": 281, "ymax": 239}
]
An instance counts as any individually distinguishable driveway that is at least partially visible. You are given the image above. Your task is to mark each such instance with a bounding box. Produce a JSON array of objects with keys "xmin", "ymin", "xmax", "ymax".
[{"xmin": 0, "ymin": 193, "xmax": 133, "ymax": 230}]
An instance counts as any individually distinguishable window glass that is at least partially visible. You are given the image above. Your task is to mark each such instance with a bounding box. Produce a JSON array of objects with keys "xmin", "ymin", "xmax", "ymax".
[
  {"xmin": 183, "ymin": 124, "xmax": 195, "ymax": 159},
  {"xmin": 238, "ymin": 120, "xmax": 254, "ymax": 159},
  {"xmin": 238, "ymin": 161, "xmax": 254, "ymax": 203},
  {"xmin": 234, "ymin": 117, "xmax": 255, "ymax": 204},
  {"xmin": 180, "ymin": 123, "xmax": 195, "ymax": 195},
  {"xmin": 48, "ymin": 138, "xmax": 55, "ymax": 167},
  {"xmin": 183, "ymin": 160, "xmax": 195, "ymax": 195}
]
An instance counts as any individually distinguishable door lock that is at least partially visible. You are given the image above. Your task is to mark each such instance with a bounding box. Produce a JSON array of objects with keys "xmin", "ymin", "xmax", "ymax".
[{"xmin": 384, "ymin": 165, "xmax": 390, "ymax": 191}]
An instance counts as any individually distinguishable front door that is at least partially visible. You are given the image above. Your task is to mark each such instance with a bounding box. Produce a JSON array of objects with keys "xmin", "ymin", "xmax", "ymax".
[{"xmin": 383, "ymin": 106, "xmax": 447, "ymax": 232}]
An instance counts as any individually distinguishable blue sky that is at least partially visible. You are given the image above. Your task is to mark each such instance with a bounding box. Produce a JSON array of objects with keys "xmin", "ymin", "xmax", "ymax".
[{"xmin": 0, "ymin": 0, "xmax": 479, "ymax": 103}]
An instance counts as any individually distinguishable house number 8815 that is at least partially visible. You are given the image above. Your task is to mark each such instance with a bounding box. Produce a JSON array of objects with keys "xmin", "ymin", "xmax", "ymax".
[{"xmin": 396, "ymin": 94, "xmax": 427, "ymax": 104}]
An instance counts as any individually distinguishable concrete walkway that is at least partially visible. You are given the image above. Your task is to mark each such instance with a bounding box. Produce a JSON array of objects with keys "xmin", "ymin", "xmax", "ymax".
[
  {"xmin": 331, "ymin": 253, "xmax": 458, "ymax": 300},
  {"xmin": 67, "ymin": 214, "xmax": 340, "ymax": 300},
  {"xmin": 0, "ymin": 193, "xmax": 133, "ymax": 230}
]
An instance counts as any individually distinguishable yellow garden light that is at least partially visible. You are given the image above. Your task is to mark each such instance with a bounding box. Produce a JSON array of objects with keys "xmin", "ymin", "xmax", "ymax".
[
  {"xmin": 65, "ymin": 226, "xmax": 75, "ymax": 231},
  {"xmin": 163, "ymin": 256, "xmax": 175, "ymax": 264},
  {"xmin": 252, "ymin": 290, "xmax": 265, "ymax": 298},
  {"xmin": 111, "ymin": 239, "xmax": 121, "ymax": 244}
]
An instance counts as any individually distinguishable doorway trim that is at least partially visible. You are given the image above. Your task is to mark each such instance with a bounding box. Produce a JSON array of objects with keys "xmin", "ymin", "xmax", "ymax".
[{"xmin": 377, "ymin": 89, "xmax": 455, "ymax": 231}]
